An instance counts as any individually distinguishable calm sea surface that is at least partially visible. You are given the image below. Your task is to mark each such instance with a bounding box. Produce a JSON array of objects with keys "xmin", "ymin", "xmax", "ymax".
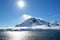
[{"xmin": 0, "ymin": 30, "xmax": 60, "ymax": 40}]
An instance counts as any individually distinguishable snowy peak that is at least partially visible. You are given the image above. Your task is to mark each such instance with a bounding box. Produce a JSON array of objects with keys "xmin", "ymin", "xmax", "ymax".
[
  {"xmin": 15, "ymin": 16, "xmax": 60, "ymax": 27},
  {"xmin": 15, "ymin": 17, "xmax": 49, "ymax": 27},
  {"xmin": 50, "ymin": 20, "xmax": 60, "ymax": 26}
]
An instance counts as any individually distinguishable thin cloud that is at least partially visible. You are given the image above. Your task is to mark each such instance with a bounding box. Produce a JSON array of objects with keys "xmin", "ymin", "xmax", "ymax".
[
  {"xmin": 16, "ymin": 14, "xmax": 32, "ymax": 24},
  {"xmin": 22, "ymin": 14, "xmax": 32, "ymax": 20}
]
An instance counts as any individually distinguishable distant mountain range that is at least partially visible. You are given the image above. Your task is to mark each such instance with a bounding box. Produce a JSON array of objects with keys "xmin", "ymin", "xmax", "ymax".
[
  {"xmin": 15, "ymin": 17, "xmax": 60, "ymax": 27},
  {"xmin": 50, "ymin": 21, "xmax": 60, "ymax": 26}
]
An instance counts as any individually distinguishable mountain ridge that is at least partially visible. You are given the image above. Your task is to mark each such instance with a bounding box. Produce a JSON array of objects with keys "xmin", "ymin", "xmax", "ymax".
[{"xmin": 15, "ymin": 17, "xmax": 51, "ymax": 27}]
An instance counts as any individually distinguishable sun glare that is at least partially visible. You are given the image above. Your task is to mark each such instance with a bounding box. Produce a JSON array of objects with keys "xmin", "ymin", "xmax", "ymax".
[{"xmin": 17, "ymin": 0, "xmax": 25, "ymax": 8}]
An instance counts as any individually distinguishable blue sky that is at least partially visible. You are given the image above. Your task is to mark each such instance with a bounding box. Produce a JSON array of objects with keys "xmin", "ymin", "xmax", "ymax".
[{"xmin": 0, "ymin": 0, "xmax": 60, "ymax": 26}]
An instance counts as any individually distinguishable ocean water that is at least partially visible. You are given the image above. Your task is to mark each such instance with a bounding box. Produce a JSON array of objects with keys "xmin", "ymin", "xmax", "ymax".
[{"xmin": 0, "ymin": 30, "xmax": 60, "ymax": 40}]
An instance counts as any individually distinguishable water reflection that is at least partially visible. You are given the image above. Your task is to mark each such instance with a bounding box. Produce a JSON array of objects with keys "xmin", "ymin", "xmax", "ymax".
[{"xmin": 0, "ymin": 30, "xmax": 60, "ymax": 40}]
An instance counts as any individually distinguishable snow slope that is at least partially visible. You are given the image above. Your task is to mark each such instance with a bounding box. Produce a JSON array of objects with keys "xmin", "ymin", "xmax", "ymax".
[{"xmin": 15, "ymin": 17, "xmax": 50, "ymax": 27}]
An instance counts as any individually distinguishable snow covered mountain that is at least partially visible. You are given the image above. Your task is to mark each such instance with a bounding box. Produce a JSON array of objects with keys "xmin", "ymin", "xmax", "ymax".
[
  {"xmin": 0, "ymin": 17, "xmax": 60, "ymax": 31},
  {"xmin": 15, "ymin": 17, "xmax": 50, "ymax": 27},
  {"xmin": 50, "ymin": 20, "xmax": 60, "ymax": 26}
]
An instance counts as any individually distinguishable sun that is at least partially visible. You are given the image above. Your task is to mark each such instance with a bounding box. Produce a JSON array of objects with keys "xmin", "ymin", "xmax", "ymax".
[{"xmin": 17, "ymin": 0, "xmax": 25, "ymax": 8}]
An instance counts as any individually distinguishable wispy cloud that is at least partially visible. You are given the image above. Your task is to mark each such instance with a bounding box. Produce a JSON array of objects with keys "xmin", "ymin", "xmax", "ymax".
[
  {"xmin": 16, "ymin": 14, "xmax": 32, "ymax": 24},
  {"xmin": 22, "ymin": 14, "xmax": 32, "ymax": 20}
]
